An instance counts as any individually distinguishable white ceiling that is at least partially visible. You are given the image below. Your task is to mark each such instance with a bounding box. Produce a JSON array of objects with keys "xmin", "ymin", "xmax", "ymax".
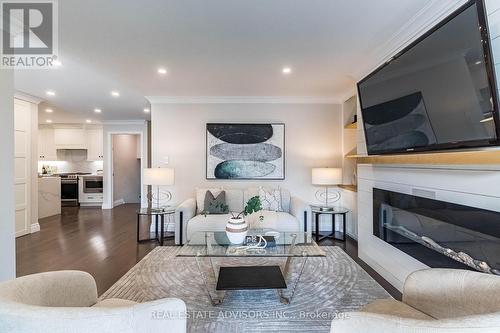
[{"xmin": 14, "ymin": 0, "xmax": 459, "ymax": 121}]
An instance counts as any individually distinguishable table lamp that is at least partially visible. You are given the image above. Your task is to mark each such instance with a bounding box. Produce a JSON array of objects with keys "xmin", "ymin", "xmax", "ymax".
[
  {"xmin": 143, "ymin": 167, "xmax": 174, "ymax": 212},
  {"xmin": 312, "ymin": 167, "xmax": 342, "ymax": 211}
]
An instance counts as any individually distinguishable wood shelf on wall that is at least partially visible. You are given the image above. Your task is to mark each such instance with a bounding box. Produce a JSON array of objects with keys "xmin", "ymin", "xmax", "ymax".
[
  {"xmin": 346, "ymin": 149, "xmax": 500, "ymax": 165},
  {"xmin": 344, "ymin": 122, "xmax": 357, "ymax": 130},
  {"xmin": 338, "ymin": 184, "xmax": 358, "ymax": 192},
  {"xmin": 344, "ymin": 148, "xmax": 358, "ymax": 158}
]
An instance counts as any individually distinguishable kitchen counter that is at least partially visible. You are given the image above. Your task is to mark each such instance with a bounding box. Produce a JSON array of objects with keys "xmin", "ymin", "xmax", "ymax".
[{"xmin": 38, "ymin": 176, "xmax": 61, "ymax": 219}]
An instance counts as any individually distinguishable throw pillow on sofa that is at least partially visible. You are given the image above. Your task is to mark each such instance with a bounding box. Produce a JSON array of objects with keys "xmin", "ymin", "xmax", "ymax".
[
  {"xmin": 196, "ymin": 187, "xmax": 223, "ymax": 213},
  {"xmin": 259, "ymin": 187, "xmax": 283, "ymax": 212},
  {"xmin": 204, "ymin": 191, "xmax": 229, "ymax": 214}
]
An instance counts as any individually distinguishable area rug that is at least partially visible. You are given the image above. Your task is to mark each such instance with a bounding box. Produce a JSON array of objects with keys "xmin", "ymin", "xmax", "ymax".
[{"xmin": 100, "ymin": 246, "xmax": 391, "ymax": 332}]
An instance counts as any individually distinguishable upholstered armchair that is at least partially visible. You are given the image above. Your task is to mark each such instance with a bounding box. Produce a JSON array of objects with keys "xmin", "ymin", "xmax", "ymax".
[
  {"xmin": 331, "ymin": 268, "xmax": 500, "ymax": 333},
  {"xmin": 0, "ymin": 271, "xmax": 186, "ymax": 333}
]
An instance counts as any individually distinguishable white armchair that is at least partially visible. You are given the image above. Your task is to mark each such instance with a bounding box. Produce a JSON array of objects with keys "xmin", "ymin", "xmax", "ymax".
[
  {"xmin": 0, "ymin": 271, "xmax": 186, "ymax": 333},
  {"xmin": 330, "ymin": 268, "xmax": 500, "ymax": 333}
]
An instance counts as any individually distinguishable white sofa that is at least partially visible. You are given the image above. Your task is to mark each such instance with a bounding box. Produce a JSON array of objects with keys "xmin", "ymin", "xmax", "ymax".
[
  {"xmin": 175, "ymin": 188, "xmax": 311, "ymax": 245},
  {"xmin": 330, "ymin": 268, "xmax": 500, "ymax": 333},
  {"xmin": 0, "ymin": 271, "xmax": 187, "ymax": 333}
]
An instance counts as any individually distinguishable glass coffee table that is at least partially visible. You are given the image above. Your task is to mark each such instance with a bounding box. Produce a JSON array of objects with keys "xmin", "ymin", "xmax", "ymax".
[{"xmin": 177, "ymin": 230, "xmax": 326, "ymax": 305}]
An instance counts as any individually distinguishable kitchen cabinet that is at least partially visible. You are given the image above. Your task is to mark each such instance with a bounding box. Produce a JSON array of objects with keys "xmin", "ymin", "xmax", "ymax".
[
  {"xmin": 86, "ymin": 128, "xmax": 104, "ymax": 161},
  {"xmin": 38, "ymin": 127, "xmax": 57, "ymax": 161},
  {"xmin": 54, "ymin": 128, "xmax": 87, "ymax": 149}
]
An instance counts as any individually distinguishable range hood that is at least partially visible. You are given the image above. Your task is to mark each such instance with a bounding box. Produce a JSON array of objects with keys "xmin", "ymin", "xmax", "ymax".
[{"xmin": 56, "ymin": 149, "xmax": 88, "ymax": 161}]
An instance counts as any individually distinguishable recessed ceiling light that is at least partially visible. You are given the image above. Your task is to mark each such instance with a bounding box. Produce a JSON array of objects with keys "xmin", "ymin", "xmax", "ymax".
[
  {"xmin": 282, "ymin": 67, "xmax": 292, "ymax": 74},
  {"xmin": 94, "ymin": 108, "xmax": 102, "ymax": 113},
  {"xmin": 52, "ymin": 60, "xmax": 62, "ymax": 67},
  {"xmin": 144, "ymin": 108, "xmax": 150, "ymax": 113},
  {"xmin": 46, "ymin": 119, "xmax": 53, "ymax": 123},
  {"xmin": 45, "ymin": 108, "xmax": 53, "ymax": 113},
  {"xmin": 46, "ymin": 90, "xmax": 56, "ymax": 96},
  {"xmin": 111, "ymin": 91, "xmax": 120, "ymax": 97},
  {"xmin": 86, "ymin": 119, "xmax": 92, "ymax": 123},
  {"xmin": 157, "ymin": 68, "xmax": 167, "ymax": 75}
]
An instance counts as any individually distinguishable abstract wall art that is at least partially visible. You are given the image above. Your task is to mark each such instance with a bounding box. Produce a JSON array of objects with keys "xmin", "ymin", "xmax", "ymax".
[{"xmin": 206, "ymin": 123, "xmax": 285, "ymax": 179}]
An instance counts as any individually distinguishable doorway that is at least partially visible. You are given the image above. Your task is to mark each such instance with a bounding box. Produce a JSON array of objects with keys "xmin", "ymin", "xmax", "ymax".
[{"xmin": 112, "ymin": 134, "xmax": 141, "ymax": 207}]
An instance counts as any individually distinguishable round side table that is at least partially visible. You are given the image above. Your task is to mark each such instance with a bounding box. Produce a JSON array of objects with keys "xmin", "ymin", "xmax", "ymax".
[
  {"xmin": 310, "ymin": 206, "xmax": 349, "ymax": 243},
  {"xmin": 136, "ymin": 207, "xmax": 175, "ymax": 246}
]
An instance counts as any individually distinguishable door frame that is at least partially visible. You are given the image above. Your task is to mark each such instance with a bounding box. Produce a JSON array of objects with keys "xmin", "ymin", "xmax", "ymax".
[{"xmin": 104, "ymin": 131, "xmax": 145, "ymax": 209}]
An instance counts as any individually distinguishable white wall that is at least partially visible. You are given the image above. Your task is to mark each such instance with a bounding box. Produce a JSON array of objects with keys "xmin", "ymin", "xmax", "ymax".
[
  {"xmin": 102, "ymin": 122, "xmax": 148, "ymax": 209},
  {"xmin": 0, "ymin": 70, "xmax": 15, "ymax": 281},
  {"xmin": 151, "ymin": 102, "xmax": 343, "ymax": 205},
  {"xmin": 112, "ymin": 134, "xmax": 141, "ymax": 204}
]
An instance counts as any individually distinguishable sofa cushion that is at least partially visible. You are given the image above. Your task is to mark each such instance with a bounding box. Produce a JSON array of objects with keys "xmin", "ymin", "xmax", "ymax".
[
  {"xmin": 225, "ymin": 189, "xmax": 244, "ymax": 213},
  {"xmin": 247, "ymin": 211, "xmax": 300, "ymax": 231},
  {"xmin": 186, "ymin": 211, "xmax": 300, "ymax": 241},
  {"xmin": 187, "ymin": 214, "xmax": 231, "ymax": 241},
  {"xmin": 204, "ymin": 191, "xmax": 229, "ymax": 214},
  {"xmin": 361, "ymin": 299, "xmax": 435, "ymax": 320}
]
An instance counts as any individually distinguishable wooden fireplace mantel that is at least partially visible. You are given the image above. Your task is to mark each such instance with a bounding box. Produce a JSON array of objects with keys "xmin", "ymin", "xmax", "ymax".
[{"xmin": 346, "ymin": 149, "xmax": 500, "ymax": 165}]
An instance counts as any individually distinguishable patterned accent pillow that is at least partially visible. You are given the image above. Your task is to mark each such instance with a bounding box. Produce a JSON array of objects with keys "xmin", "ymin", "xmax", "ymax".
[
  {"xmin": 258, "ymin": 187, "xmax": 283, "ymax": 212},
  {"xmin": 204, "ymin": 191, "xmax": 229, "ymax": 214},
  {"xmin": 196, "ymin": 187, "xmax": 223, "ymax": 213}
]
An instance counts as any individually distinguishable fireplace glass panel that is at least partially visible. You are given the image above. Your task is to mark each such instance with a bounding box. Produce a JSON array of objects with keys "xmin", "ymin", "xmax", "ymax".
[{"xmin": 373, "ymin": 188, "xmax": 500, "ymax": 275}]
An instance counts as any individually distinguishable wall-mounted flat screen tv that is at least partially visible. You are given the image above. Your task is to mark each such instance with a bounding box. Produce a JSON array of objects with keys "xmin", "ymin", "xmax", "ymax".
[{"xmin": 357, "ymin": 0, "xmax": 500, "ymax": 155}]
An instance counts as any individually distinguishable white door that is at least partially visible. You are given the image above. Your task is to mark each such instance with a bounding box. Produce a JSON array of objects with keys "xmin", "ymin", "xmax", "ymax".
[{"xmin": 14, "ymin": 99, "xmax": 31, "ymax": 237}]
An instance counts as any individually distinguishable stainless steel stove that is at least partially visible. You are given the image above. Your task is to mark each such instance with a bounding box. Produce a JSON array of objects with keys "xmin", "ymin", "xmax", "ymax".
[{"xmin": 57, "ymin": 173, "xmax": 91, "ymax": 206}]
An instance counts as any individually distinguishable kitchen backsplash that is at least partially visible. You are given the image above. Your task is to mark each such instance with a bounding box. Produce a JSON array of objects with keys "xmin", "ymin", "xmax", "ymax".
[{"xmin": 38, "ymin": 149, "xmax": 103, "ymax": 174}]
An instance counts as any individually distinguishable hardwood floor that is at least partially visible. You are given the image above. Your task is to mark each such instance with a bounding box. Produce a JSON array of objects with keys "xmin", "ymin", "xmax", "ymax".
[
  {"xmin": 17, "ymin": 204, "xmax": 401, "ymax": 299},
  {"xmin": 16, "ymin": 204, "xmax": 158, "ymax": 295}
]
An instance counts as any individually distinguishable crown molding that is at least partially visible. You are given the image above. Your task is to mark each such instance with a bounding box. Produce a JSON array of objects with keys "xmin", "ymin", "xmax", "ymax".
[
  {"xmin": 145, "ymin": 96, "xmax": 341, "ymax": 104},
  {"xmin": 353, "ymin": 0, "xmax": 467, "ymax": 81},
  {"xmin": 14, "ymin": 91, "xmax": 43, "ymax": 104},
  {"xmin": 101, "ymin": 120, "xmax": 147, "ymax": 126}
]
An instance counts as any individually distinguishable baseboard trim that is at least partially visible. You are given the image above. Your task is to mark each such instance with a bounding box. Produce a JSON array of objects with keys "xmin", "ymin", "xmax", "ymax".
[
  {"xmin": 358, "ymin": 249, "xmax": 404, "ymax": 292},
  {"xmin": 30, "ymin": 223, "xmax": 40, "ymax": 233},
  {"xmin": 113, "ymin": 199, "xmax": 125, "ymax": 207},
  {"xmin": 346, "ymin": 231, "xmax": 358, "ymax": 240},
  {"xmin": 101, "ymin": 203, "xmax": 112, "ymax": 210}
]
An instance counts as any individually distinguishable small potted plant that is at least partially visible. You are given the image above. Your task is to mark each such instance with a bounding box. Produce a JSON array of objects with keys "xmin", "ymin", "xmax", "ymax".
[{"xmin": 225, "ymin": 196, "xmax": 262, "ymax": 244}]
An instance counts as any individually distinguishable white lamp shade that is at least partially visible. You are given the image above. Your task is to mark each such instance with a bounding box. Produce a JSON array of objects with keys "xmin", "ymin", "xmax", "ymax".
[
  {"xmin": 311, "ymin": 168, "xmax": 342, "ymax": 185},
  {"xmin": 143, "ymin": 168, "xmax": 174, "ymax": 186}
]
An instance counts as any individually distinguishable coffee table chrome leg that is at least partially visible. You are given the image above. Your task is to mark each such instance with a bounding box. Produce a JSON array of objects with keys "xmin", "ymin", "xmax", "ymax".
[
  {"xmin": 279, "ymin": 256, "xmax": 308, "ymax": 304},
  {"xmin": 278, "ymin": 289, "xmax": 289, "ymax": 304},
  {"xmin": 195, "ymin": 256, "xmax": 226, "ymax": 306}
]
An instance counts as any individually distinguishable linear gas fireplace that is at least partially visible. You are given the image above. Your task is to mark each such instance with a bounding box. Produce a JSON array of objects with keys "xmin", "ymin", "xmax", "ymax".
[{"xmin": 373, "ymin": 188, "xmax": 500, "ymax": 275}]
